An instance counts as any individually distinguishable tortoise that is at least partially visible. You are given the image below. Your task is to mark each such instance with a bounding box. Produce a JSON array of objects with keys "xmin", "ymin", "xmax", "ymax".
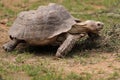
[{"xmin": 3, "ymin": 3, "xmax": 104, "ymax": 57}]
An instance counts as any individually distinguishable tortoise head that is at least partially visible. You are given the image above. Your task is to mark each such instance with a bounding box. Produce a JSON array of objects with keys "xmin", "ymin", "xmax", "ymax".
[
  {"xmin": 74, "ymin": 20, "xmax": 104, "ymax": 34},
  {"xmin": 77, "ymin": 20, "xmax": 104, "ymax": 33}
]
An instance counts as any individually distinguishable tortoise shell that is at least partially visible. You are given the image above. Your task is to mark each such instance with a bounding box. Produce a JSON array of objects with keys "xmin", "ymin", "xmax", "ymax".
[{"xmin": 9, "ymin": 3, "xmax": 76, "ymax": 40}]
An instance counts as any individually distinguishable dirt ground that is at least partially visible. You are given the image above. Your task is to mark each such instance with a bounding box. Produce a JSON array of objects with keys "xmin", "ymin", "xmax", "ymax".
[{"xmin": 0, "ymin": 0, "xmax": 120, "ymax": 79}]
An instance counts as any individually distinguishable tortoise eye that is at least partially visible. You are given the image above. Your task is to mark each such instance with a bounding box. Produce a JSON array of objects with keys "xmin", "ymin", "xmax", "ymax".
[{"xmin": 97, "ymin": 23, "xmax": 101, "ymax": 26}]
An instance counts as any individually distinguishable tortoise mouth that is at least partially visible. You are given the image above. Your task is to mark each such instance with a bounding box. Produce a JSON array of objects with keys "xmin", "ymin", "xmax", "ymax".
[
  {"xmin": 91, "ymin": 29, "xmax": 102, "ymax": 34},
  {"xmin": 97, "ymin": 27, "xmax": 103, "ymax": 32},
  {"xmin": 97, "ymin": 29, "xmax": 102, "ymax": 32}
]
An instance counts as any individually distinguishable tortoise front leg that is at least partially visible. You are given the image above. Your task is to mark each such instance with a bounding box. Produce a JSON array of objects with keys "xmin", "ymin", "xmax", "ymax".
[
  {"xmin": 3, "ymin": 39, "xmax": 20, "ymax": 52},
  {"xmin": 56, "ymin": 34, "xmax": 85, "ymax": 58}
]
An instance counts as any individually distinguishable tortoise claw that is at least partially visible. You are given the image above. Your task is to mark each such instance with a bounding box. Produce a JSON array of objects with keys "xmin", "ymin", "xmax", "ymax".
[
  {"xmin": 2, "ymin": 44, "xmax": 14, "ymax": 52},
  {"xmin": 55, "ymin": 53, "xmax": 64, "ymax": 58}
]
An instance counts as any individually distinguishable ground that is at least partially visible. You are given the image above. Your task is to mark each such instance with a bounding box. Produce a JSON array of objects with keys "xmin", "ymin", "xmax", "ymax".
[{"xmin": 0, "ymin": 0, "xmax": 120, "ymax": 80}]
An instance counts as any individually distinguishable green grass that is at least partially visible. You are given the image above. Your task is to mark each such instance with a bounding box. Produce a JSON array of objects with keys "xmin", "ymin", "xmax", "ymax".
[
  {"xmin": 73, "ymin": 52, "xmax": 107, "ymax": 66},
  {"xmin": 0, "ymin": 0, "xmax": 120, "ymax": 80},
  {"xmin": 104, "ymin": 72, "xmax": 120, "ymax": 80},
  {"xmin": 65, "ymin": 72, "xmax": 92, "ymax": 80},
  {"xmin": 23, "ymin": 0, "xmax": 29, "ymax": 4},
  {"xmin": 0, "ymin": 59, "xmax": 93, "ymax": 80}
]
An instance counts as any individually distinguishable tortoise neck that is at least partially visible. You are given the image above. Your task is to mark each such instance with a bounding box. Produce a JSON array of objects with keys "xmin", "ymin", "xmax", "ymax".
[{"xmin": 68, "ymin": 24, "xmax": 89, "ymax": 34}]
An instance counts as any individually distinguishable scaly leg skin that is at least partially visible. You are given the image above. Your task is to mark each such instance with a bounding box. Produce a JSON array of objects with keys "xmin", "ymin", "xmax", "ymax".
[
  {"xmin": 2, "ymin": 40, "xmax": 20, "ymax": 52},
  {"xmin": 55, "ymin": 34, "xmax": 85, "ymax": 58}
]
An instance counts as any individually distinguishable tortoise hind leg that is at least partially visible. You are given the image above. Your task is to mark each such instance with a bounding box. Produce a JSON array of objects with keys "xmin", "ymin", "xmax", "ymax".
[{"xmin": 2, "ymin": 39, "xmax": 21, "ymax": 52}]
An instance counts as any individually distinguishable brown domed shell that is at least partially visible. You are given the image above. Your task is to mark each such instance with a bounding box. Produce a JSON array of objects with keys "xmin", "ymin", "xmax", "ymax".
[{"xmin": 9, "ymin": 3, "xmax": 76, "ymax": 40}]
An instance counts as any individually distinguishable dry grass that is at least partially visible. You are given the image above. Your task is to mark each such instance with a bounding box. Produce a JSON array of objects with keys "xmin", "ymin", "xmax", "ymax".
[{"xmin": 0, "ymin": 0, "xmax": 120, "ymax": 80}]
